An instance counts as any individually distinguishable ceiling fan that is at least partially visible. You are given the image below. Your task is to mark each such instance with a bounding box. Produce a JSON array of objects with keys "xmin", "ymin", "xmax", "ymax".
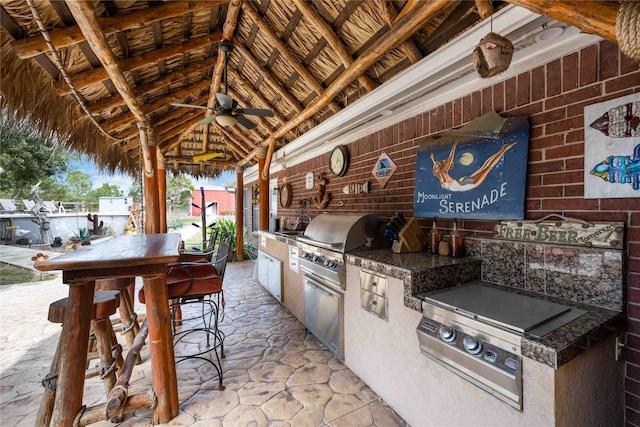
[{"xmin": 170, "ymin": 41, "xmax": 274, "ymax": 130}]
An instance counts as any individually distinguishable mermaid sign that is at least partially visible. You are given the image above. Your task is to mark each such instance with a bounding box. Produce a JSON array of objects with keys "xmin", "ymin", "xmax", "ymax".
[{"xmin": 414, "ymin": 111, "xmax": 529, "ymax": 220}]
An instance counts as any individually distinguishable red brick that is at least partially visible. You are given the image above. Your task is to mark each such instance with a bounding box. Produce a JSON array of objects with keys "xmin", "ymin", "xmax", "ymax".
[
  {"xmin": 564, "ymin": 157, "xmax": 583, "ymax": 171},
  {"xmin": 531, "ymin": 66, "xmax": 545, "ymax": 102},
  {"xmin": 529, "ymin": 160, "xmax": 564, "ymax": 175},
  {"xmin": 542, "ymin": 170, "xmax": 583, "ymax": 185},
  {"xmin": 545, "ymin": 116, "xmax": 585, "ymax": 135},
  {"xmin": 632, "ymin": 213, "xmax": 640, "ymax": 226},
  {"xmin": 453, "ymin": 99, "xmax": 461, "ymax": 127},
  {"xmin": 545, "ymin": 142, "xmax": 584, "ymax": 160},
  {"xmin": 505, "ymin": 77, "xmax": 517, "ymax": 110},
  {"xmin": 509, "ymin": 102, "xmax": 542, "ymax": 117},
  {"xmin": 541, "ymin": 198, "xmax": 599, "ymax": 211},
  {"xmin": 547, "ymin": 59, "xmax": 562, "ymax": 96},
  {"xmin": 565, "ymin": 128, "xmax": 584, "ymax": 143},
  {"xmin": 531, "ymin": 108, "xmax": 566, "ymax": 126},
  {"xmin": 579, "ymin": 45, "xmax": 598, "ymax": 86},
  {"xmin": 528, "ymin": 150, "xmax": 542, "ymax": 162},
  {"xmin": 621, "ymin": 50, "xmax": 640, "ymax": 74},
  {"xmin": 563, "ymin": 52, "xmax": 579, "ymax": 92},
  {"xmin": 529, "ymin": 134, "xmax": 564, "ymax": 150},
  {"xmin": 469, "ymin": 91, "xmax": 480, "ymax": 119},
  {"xmin": 517, "ymin": 72, "xmax": 530, "ymax": 106},
  {"xmin": 526, "ymin": 185, "xmax": 563, "ymax": 198},
  {"xmin": 462, "ymin": 96, "xmax": 472, "ymax": 123},
  {"xmin": 445, "ymin": 102, "xmax": 453, "ymax": 130},
  {"xmin": 605, "ymin": 71, "xmax": 640, "ymax": 94},
  {"xmin": 600, "ymin": 199, "xmax": 640, "ymax": 211},
  {"xmin": 600, "ymin": 40, "xmax": 619, "ymax": 80},
  {"xmin": 563, "ymin": 184, "xmax": 583, "ymax": 197},
  {"xmin": 546, "ymin": 84, "xmax": 602, "ymax": 110},
  {"xmin": 493, "ymin": 81, "xmax": 504, "ymax": 112},
  {"xmin": 482, "ymin": 87, "xmax": 492, "ymax": 114}
]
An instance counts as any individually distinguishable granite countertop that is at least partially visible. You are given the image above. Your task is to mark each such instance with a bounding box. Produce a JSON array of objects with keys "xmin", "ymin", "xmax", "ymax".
[{"xmin": 345, "ymin": 248, "xmax": 625, "ymax": 369}]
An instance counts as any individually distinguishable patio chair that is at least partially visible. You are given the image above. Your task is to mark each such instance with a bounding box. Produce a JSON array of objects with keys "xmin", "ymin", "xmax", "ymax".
[
  {"xmin": 138, "ymin": 232, "xmax": 232, "ymax": 390},
  {"xmin": 0, "ymin": 199, "xmax": 18, "ymax": 212},
  {"xmin": 177, "ymin": 226, "xmax": 220, "ymax": 264}
]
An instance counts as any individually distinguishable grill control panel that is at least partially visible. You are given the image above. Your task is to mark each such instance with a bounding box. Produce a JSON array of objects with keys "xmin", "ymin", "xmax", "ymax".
[{"xmin": 416, "ymin": 315, "xmax": 523, "ymax": 410}]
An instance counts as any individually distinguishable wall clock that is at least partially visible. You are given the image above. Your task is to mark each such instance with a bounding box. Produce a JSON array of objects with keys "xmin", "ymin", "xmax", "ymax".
[
  {"xmin": 329, "ymin": 145, "xmax": 350, "ymax": 177},
  {"xmin": 279, "ymin": 183, "xmax": 292, "ymax": 208}
]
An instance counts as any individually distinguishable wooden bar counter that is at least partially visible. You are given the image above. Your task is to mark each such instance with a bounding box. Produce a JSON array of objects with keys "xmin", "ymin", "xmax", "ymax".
[{"xmin": 35, "ymin": 233, "xmax": 182, "ymax": 426}]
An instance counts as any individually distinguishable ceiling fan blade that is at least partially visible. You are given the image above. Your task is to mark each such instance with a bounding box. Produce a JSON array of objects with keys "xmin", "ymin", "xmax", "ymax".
[
  {"xmin": 216, "ymin": 93, "xmax": 234, "ymax": 109},
  {"xmin": 197, "ymin": 114, "xmax": 218, "ymax": 126},
  {"xmin": 236, "ymin": 108, "xmax": 274, "ymax": 118},
  {"xmin": 193, "ymin": 152, "xmax": 224, "ymax": 162},
  {"xmin": 170, "ymin": 102, "xmax": 211, "ymax": 110},
  {"xmin": 236, "ymin": 114, "xmax": 257, "ymax": 130}
]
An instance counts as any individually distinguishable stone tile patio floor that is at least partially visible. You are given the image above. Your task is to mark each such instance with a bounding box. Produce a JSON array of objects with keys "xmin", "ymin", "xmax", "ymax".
[{"xmin": 0, "ymin": 245, "xmax": 408, "ymax": 426}]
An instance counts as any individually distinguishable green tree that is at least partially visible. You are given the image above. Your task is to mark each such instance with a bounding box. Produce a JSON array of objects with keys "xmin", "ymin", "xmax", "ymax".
[
  {"xmin": 0, "ymin": 112, "xmax": 70, "ymax": 199},
  {"xmin": 87, "ymin": 183, "xmax": 124, "ymax": 201},
  {"xmin": 66, "ymin": 170, "xmax": 93, "ymax": 201},
  {"xmin": 167, "ymin": 174, "xmax": 194, "ymax": 210},
  {"xmin": 128, "ymin": 176, "xmax": 143, "ymax": 202}
]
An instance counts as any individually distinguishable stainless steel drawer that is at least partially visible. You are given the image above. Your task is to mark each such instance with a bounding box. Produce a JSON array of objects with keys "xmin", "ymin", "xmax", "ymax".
[
  {"xmin": 359, "ymin": 270, "xmax": 387, "ymax": 298},
  {"xmin": 361, "ymin": 289, "xmax": 388, "ymax": 320}
]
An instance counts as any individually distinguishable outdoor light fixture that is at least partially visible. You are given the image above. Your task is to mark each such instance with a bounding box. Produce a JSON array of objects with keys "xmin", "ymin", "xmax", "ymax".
[{"xmin": 215, "ymin": 114, "xmax": 238, "ymax": 127}]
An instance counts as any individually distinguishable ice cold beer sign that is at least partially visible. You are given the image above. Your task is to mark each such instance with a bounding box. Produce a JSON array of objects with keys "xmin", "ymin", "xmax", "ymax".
[{"xmin": 414, "ymin": 112, "xmax": 529, "ymax": 220}]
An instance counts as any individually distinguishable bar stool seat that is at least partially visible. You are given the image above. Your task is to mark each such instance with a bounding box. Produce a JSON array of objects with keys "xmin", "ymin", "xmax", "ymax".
[{"xmin": 38, "ymin": 290, "xmax": 124, "ymax": 426}]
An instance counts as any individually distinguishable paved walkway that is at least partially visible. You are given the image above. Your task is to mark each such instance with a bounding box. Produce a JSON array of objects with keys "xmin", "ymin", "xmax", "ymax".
[{"xmin": 0, "ymin": 245, "xmax": 408, "ymax": 426}]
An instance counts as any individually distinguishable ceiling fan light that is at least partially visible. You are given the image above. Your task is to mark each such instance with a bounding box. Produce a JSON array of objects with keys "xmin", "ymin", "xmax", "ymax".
[{"xmin": 215, "ymin": 114, "xmax": 238, "ymax": 127}]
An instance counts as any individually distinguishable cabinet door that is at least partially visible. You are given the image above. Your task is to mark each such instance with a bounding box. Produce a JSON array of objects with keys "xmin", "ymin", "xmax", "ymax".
[
  {"xmin": 267, "ymin": 259, "xmax": 282, "ymax": 301},
  {"xmin": 257, "ymin": 252, "xmax": 269, "ymax": 288}
]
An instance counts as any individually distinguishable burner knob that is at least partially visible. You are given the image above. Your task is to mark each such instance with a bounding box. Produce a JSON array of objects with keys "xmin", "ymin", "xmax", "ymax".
[
  {"xmin": 312, "ymin": 255, "xmax": 320, "ymax": 263},
  {"xmin": 463, "ymin": 336, "xmax": 483, "ymax": 355},
  {"xmin": 439, "ymin": 326, "xmax": 456, "ymax": 343}
]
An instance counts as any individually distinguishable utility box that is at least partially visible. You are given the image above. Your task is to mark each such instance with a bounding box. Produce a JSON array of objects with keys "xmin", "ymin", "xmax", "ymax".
[{"xmin": 99, "ymin": 197, "xmax": 132, "ymax": 214}]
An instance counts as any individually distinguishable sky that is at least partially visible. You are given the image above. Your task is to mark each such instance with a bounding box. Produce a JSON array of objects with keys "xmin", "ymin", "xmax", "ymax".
[{"xmin": 69, "ymin": 159, "xmax": 236, "ymax": 195}]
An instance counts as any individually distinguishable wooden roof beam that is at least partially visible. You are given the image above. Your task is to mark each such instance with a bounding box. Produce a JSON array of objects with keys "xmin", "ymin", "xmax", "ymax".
[
  {"xmin": 377, "ymin": 0, "xmax": 422, "ymax": 64},
  {"xmin": 55, "ymin": 32, "xmax": 223, "ymax": 95},
  {"xmin": 504, "ymin": 0, "xmax": 617, "ymax": 41},
  {"xmin": 241, "ymin": 2, "xmax": 341, "ymax": 114},
  {"xmin": 239, "ymin": 0, "xmax": 452, "ymax": 165},
  {"xmin": 102, "ymin": 78, "xmax": 213, "ymax": 134},
  {"xmin": 88, "ymin": 61, "xmax": 215, "ymax": 115},
  {"xmin": 11, "ymin": 1, "xmax": 227, "ymax": 59},
  {"xmin": 64, "ymin": 1, "xmax": 152, "ymax": 131},
  {"xmin": 294, "ymin": 0, "xmax": 377, "ymax": 93}
]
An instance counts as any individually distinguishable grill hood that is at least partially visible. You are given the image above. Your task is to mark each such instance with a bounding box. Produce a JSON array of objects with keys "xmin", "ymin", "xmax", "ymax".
[{"xmin": 298, "ymin": 212, "xmax": 386, "ymax": 253}]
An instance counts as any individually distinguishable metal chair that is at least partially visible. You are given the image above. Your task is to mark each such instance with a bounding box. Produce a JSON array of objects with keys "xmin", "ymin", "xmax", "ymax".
[{"xmin": 138, "ymin": 232, "xmax": 231, "ymax": 390}]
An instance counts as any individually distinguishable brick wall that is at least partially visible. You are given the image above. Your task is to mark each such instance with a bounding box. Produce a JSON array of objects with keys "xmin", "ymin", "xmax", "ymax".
[{"xmin": 247, "ymin": 40, "xmax": 640, "ymax": 423}]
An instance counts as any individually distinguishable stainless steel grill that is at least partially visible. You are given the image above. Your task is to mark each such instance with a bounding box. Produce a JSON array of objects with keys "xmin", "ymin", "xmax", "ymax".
[
  {"xmin": 298, "ymin": 213, "xmax": 386, "ymax": 360},
  {"xmin": 417, "ymin": 283, "xmax": 586, "ymax": 410}
]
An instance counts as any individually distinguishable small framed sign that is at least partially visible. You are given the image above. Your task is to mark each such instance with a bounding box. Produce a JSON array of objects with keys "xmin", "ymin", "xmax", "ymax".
[{"xmin": 494, "ymin": 217, "xmax": 624, "ymax": 249}]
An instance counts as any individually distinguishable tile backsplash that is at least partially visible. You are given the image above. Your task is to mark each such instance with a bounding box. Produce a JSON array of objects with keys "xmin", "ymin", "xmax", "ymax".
[{"xmin": 465, "ymin": 237, "xmax": 624, "ymax": 311}]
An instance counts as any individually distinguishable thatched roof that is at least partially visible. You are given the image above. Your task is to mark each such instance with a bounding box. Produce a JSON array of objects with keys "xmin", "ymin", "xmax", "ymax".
[{"xmin": 0, "ymin": 0, "xmax": 624, "ymax": 179}]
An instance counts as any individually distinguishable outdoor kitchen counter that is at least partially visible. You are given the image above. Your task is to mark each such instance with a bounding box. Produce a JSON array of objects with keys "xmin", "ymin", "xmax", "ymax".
[
  {"xmin": 345, "ymin": 248, "xmax": 482, "ymax": 312},
  {"xmin": 345, "ymin": 248, "xmax": 624, "ymax": 369}
]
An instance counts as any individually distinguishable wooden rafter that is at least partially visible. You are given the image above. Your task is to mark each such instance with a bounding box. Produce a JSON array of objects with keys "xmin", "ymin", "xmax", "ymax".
[
  {"xmin": 378, "ymin": 0, "xmax": 422, "ymax": 64},
  {"xmin": 294, "ymin": 0, "xmax": 377, "ymax": 93},
  {"xmin": 241, "ymin": 2, "xmax": 341, "ymax": 114},
  {"xmin": 239, "ymin": 0, "xmax": 452, "ymax": 165},
  {"xmin": 11, "ymin": 1, "xmax": 227, "ymax": 59},
  {"xmin": 504, "ymin": 0, "xmax": 618, "ymax": 41}
]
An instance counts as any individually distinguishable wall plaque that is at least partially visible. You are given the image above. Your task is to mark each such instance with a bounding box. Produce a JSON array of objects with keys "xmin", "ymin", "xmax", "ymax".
[
  {"xmin": 372, "ymin": 152, "xmax": 397, "ymax": 188},
  {"xmin": 494, "ymin": 216, "xmax": 624, "ymax": 249}
]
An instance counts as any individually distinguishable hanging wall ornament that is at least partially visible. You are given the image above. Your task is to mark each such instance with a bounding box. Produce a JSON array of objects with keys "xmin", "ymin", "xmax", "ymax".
[{"xmin": 472, "ymin": 32, "xmax": 514, "ymax": 78}]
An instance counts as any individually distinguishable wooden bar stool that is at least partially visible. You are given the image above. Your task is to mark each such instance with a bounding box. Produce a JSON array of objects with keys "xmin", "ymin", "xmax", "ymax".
[
  {"xmin": 36, "ymin": 290, "xmax": 123, "ymax": 427},
  {"xmin": 96, "ymin": 277, "xmax": 141, "ymax": 362}
]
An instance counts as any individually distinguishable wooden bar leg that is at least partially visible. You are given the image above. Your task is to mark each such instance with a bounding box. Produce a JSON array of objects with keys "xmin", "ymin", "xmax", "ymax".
[
  {"xmin": 94, "ymin": 318, "xmax": 117, "ymax": 394},
  {"xmin": 52, "ymin": 281, "xmax": 95, "ymax": 427},
  {"xmin": 36, "ymin": 335, "xmax": 62, "ymax": 427},
  {"xmin": 142, "ymin": 274, "xmax": 178, "ymax": 423},
  {"xmin": 107, "ymin": 323, "xmax": 125, "ymax": 374}
]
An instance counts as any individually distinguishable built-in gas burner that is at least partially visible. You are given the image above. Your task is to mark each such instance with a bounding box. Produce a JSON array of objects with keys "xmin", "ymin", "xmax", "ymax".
[{"xmin": 416, "ymin": 283, "xmax": 586, "ymax": 410}]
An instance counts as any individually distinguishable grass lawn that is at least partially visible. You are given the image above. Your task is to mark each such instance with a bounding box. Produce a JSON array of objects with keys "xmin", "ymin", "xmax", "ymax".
[{"xmin": 0, "ymin": 263, "xmax": 56, "ymax": 285}]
